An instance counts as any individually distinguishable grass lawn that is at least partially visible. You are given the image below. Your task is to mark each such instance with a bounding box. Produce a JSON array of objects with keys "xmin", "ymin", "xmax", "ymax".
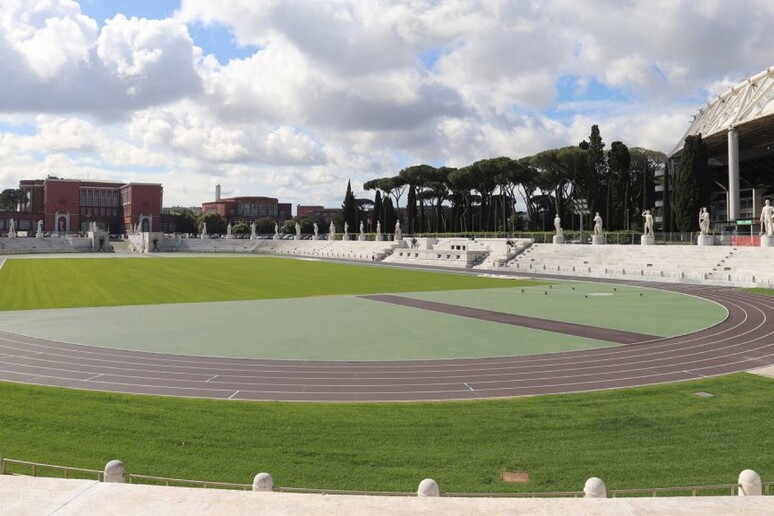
[
  {"xmin": 0, "ymin": 257, "xmax": 537, "ymax": 310},
  {"xmin": 745, "ymin": 288, "xmax": 774, "ymax": 297},
  {"xmin": 1, "ymin": 373, "xmax": 772, "ymax": 493}
]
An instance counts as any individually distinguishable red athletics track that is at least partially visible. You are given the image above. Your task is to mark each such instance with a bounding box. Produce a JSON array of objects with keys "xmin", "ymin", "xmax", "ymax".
[{"xmin": 0, "ymin": 271, "xmax": 773, "ymax": 402}]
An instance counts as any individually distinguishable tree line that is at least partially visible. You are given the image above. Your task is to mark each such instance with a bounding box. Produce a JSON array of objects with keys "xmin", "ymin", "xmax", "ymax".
[{"xmin": 351, "ymin": 125, "xmax": 711, "ymax": 234}]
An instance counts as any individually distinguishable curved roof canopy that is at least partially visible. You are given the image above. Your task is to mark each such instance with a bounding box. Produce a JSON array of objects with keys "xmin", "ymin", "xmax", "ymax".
[{"xmin": 670, "ymin": 66, "xmax": 774, "ymax": 158}]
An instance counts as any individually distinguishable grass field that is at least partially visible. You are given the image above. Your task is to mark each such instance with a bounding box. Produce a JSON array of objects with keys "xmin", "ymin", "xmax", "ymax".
[
  {"xmin": 0, "ymin": 255, "xmax": 756, "ymax": 493},
  {"xmin": 1, "ymin": 374, "xmax": 773, "ymax": 493},
  {"xmin": 745, "ymin": 288, "xmax": 774, "ymax": 297},
  {"xmin": 0, "ymin": 257, "xmax": 535, "ymax": 310}
]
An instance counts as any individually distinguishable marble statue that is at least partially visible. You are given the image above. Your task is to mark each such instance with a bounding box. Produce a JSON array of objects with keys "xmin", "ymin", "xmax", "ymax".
[
  {"xmin": 250, "ymin": 222, "xmax": 256, "ymax": 239},
  {"xmin": 313, "ymin": 222, "xmax": 319, "ymax": 237},
  {"xmin": 376, "ymin": 221, "xmax": 381, "ymax": 235},
  {"xmin": 8, "ymin": 218, "xmax": 16, "ymax": 237},
  {"xmin": 226, "ymin": 223, "xmax": 232, "ymax": 237},
  {"xmin": 359, "ymin": 221, "xmax": 364, "ymax": 235},
  {"xmin": 760, "ymin": 200, "xmax": 774, "ymax": 236},
  {"xmin": 295, "ymin": 222, "xmax": 301, "ymax": 237},
  {"xmin": 553, "ymin": 215, "xmax": 563, "ymax": 236},
  {"xmin": 201, "ymin": 222, "xmax": 207, "ymax": 238},
  {"xmin": 344, "ymin": 222, "xmax": 349, "ymax": 235},
  {"xmin": 699, "ymin": 207, "xmax": 710, "ymax": 236},
  {"xmin": 274, "ymin": 222, "xmax": 279, "ymax": 236},
  {"xmin": 36, "ymin": 220, "xmax": 43, "ymax": 233},
  {"xmin": 642, "ymin": 210, "xmax": 654, "ymax": 236},
  {"xmin": 329, "ymin": 221, "xmax": 335, "ymax": 236},
  {"xmin": 593, "ymin": 212, "xmax": 603, "ymax": 236},
  {"xmin": 395, "ymin": 220, "xmax": 401, "ymax": 235}
]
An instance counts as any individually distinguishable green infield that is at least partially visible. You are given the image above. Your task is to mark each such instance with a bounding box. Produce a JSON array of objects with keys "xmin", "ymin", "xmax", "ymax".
[
  {"xmin": 0, "ymin": 295, "xmax": 618, "ymax": 359},
  {"xmin": 1, "ymin": 374, "xmax": 773, "ymax": 493},
  {"xmin": 0, "ymin": 256, "xmax": 727, "ymax": 359},
  {"xmin": 404, "ymin": 282, "xmax": 727, "ymax": 337},
  {"xmin": 0, "ymin": 256, "xmax": 532, "ymax": 311}
]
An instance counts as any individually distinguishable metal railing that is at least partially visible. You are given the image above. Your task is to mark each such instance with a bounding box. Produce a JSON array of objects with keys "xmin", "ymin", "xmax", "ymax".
[
  {"xmin": 2, "ymin": 457, "xmax": 772, "ymax": 498},
  {"xmin": 127, "ymin": 473, "xmax": 251, "ymax": 491},
  {"xmin": 1, "ymin": 458, "xmax": 104, "ymax": 481}
]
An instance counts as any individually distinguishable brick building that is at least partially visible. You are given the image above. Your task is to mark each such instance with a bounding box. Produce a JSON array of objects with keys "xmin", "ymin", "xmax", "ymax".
[
  {"xmin": 296, "ymin": 205, "xmax": 341, "ymax": 222},
  {"xmin": 201, "ymin": 185, "xmax": 292, "ymax": 223},
  {"xmin": 1, "ymin": 178, "xmax": 163, "ymax": 234}
]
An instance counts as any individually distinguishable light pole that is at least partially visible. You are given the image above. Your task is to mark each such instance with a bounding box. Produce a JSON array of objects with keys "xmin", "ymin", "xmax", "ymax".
[{"xmin": 573, "ymin": 198, "xmax": 590, "ymax": 243}]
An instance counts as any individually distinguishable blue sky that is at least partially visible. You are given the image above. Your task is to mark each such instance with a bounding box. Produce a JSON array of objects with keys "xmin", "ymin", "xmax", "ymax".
[{"xmin": 0, "ymin": 0, "xmax": 768, "ymax": 207}]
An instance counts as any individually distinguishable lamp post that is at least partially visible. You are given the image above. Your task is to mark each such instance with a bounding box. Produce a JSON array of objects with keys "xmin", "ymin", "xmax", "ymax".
[{"xmin": 573, "ymin": 198, "xmax": 590, "ymax": 243}]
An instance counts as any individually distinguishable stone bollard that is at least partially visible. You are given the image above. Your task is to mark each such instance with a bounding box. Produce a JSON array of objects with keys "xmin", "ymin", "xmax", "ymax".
[
  {"xmin": 738, "ymin": 469, "xmax": 762, "ymax": 496},
  {"xmin": 584, "ymin": 477, "xmax": 607, "ymax": 498},
  {"xmin": 252, "ymin": 472, "xmax": 273, "ymax": 492},
  {"xmin": 417, "ymin": 478, "xmax": 440, "ymax": 497},
  {"xmin": 103, "ymin": 460, "xmax": 125, "ymax": 483}
]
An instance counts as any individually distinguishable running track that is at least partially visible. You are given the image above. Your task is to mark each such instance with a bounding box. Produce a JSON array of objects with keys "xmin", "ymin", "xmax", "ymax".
[{"xmin": 1, "ymin": 276, "xmax": 774, "ymax": 402}]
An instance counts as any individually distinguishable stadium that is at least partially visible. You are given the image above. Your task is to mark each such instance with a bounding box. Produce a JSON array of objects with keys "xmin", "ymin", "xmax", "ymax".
[{"xmin": 4, "ymin": 69, "xmax": 774, "ymax": 515}]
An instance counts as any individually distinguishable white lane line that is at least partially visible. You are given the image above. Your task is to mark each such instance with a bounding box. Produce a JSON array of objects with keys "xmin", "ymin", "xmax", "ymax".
[
  {"xmin": 463, "ymin": 382, "xmax": 475, "ymax": 391},
  {"xmin": 228, "ymin": 390, "xmax": 240, "ymax": 400},
  {"xmin": 84, "ymin": 373, "xmax": 103, "ymax": 381},
  {"xmin": 206, "ymin": 375, "xmax": 218, "ymax": 383}
]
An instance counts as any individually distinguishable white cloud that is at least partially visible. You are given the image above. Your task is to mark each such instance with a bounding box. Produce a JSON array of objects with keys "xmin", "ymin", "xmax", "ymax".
[
  {"xmin": 2, "ymin": 0, "xmax": 774, "ymax": 208},
  {"xmin": 0, "ymin": 1, "xmax": 201, "ymax": 114}
]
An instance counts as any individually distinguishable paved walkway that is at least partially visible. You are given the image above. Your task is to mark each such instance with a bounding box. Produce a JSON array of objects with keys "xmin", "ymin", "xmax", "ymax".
[{"xmin": 1, "ymin": 476, "xmax": 771, "ymax": 515}]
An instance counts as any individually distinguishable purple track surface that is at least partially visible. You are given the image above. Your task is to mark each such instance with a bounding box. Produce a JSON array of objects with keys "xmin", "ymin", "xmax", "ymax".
[{"xmin": 1, "ymin": 272, "xmax": 773, "ymax": 402}]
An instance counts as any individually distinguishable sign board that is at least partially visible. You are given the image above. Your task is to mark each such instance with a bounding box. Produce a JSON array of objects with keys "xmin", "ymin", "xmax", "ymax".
[{"xmin": 736, "ymin": 219, "xmax": 753, "ymax": 225}]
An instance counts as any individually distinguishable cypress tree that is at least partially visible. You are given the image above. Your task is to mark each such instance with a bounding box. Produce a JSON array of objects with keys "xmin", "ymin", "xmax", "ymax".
[
  {"xmin": 587, "ymin": 125, "xmax": 605, "ymax": 217},
  {"xmin": 608, "ymin": 141, "xmax": 631, "ymax": 230},
  {"xmin": 341, "ymin": 180, "xmax": 357, "ymax": 230},
  {"xmin": 373, "ymin": 190, "xmax": 383, "ymax": 230},
  {"xmin": 383, "ymin": 196, "xmax": 396, "ymax": 233},
  {"xmin": 407, "ymin": 184, "xmax": 417, "ymax": 234},
  {"xmin": 673, "ymin": 134, "xmax": 708, "ymax": 231}
]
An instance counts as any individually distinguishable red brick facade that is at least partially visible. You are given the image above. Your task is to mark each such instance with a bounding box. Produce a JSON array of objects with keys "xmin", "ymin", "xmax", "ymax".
[
  {"xmin": 0, "ymin": 178, "xmax": 163, "ymax": 234},
  {"xmin": 202, "ymin": 197, "xmax": 292, "ymax": 223}
]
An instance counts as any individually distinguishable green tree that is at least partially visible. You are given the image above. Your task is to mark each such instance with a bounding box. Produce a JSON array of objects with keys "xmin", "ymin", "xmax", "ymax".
[
  {"xmin": 232, "ymin": 223, "xmax": 250, "ymax": 235},
  {"xmin": 199, "ymin": 212, "xmax": 227, "ymax": 235},
  {"xmin": 372, "ymin": 190, "xmax": 383, "ymax": 230},
  {"xmin": 164, "ymin": 208, "xmax": 198, "ymax": 234},
  {"xmin": 406, "ymin": 183, "xmax": 417, "ymax": 233},
  {"xmin": 341, "ymin": 180, "xmax": 357, "ymax": 230},
  {"xmin": 607, "ymin": 141, "xmax": 631, "ymax": 230},
  {"xmin": 586, "ymin": 125, "xmax": 606, "ymax": 220},
  {"xmin": 0, "ymin": 189, "xmax": 28, "ymax": 211},
  {"xmin": 673, "ymin": 134, "xmax": 708, "ymax": 232},
  {"xmin": 254, "ymin": 218, "xmax": 276, "ymax": 234},
  {"xmin": 530, "ymin": 149, "xmax": 575, "ymax": 227}
]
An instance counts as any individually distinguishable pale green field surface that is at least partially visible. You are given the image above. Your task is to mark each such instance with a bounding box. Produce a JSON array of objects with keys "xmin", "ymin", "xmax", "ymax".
[
  {"xmin": 0, "ymin": 294, "xmax": 615, "ymax": 360},
  {"xmin": 404, "ymin": 282, "xmax": 727, "ymax": 337}
]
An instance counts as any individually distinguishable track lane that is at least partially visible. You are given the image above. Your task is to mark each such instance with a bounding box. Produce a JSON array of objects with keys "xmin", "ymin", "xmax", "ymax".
[{"xmin": 1, "ymin": 277, "xmax": 773, "ymax": 401}]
